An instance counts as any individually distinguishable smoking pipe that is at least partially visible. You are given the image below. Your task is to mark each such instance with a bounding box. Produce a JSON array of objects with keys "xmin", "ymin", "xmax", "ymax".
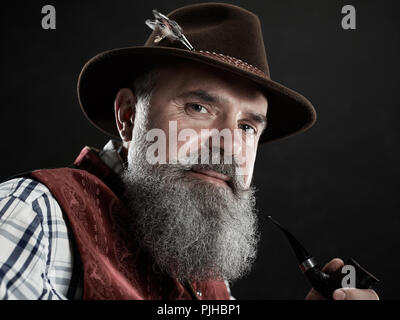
[{"xmin": 267, "ymin": 216, "xmax": 379, "ymax": 299}]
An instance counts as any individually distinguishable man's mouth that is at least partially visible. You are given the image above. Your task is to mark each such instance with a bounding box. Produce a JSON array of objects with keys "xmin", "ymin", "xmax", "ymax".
[{"xmin": 186, "ymin": 168, "xmax": 231, "ymax": 188}]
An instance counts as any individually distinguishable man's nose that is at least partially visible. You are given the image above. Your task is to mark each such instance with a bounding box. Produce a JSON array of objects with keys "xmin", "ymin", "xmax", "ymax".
[{"xmin": 203, "ymin": 124, "xmax": 243, "ymax": 161}]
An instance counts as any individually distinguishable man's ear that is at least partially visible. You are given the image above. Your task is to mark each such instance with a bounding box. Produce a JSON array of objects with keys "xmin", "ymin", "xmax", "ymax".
[{"xmin": 114, "ymin": 88, "xmax": 136, "ymax": 142}]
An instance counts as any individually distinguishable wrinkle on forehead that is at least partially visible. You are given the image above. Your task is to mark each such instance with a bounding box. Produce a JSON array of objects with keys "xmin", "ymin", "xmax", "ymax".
[{"xmin": 154, "ymin": 60, "xmax": 268, "ymax": 109}]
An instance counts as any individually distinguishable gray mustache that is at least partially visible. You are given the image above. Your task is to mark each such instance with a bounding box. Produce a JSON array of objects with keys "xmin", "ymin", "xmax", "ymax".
[
  {"xmin": 177, "ymin": 157, "xmax": 247, "ymax": 194},
  {"xmin": 179, "ymin": 146, "xmax": 241, "ymax": 176}
]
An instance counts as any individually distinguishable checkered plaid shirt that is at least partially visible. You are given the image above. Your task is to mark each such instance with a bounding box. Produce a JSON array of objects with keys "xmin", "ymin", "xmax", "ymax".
[{"xmin": 0, "ymin": 140, "xmax": 123, "ymax": 300}]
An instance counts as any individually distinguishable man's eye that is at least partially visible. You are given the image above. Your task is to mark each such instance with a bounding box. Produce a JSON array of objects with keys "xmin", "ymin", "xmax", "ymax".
[
  {"xmin": 239, "ymin": 124, "xmax": 256, "ymax": 134},
  {"xmin": 187, "ymin": 103, "xmax": 208, "ymax": 114}
]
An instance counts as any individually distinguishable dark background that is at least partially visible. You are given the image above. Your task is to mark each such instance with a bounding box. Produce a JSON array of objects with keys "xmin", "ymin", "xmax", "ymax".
[{"xmin": 1, "ymin": 0, "xmax": 399, "ymax": 299}]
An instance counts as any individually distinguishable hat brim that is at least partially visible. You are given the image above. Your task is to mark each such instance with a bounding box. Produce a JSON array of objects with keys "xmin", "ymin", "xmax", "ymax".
[{"xmin": 77, "ymin": 46, "xmax": 316, "ymax": 144}]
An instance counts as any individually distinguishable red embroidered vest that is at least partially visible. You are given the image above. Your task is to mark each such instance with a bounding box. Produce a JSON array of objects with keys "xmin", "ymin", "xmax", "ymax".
[{"xmin": 29, "ymin": 146, "xmax": 230, "ymax": 300}]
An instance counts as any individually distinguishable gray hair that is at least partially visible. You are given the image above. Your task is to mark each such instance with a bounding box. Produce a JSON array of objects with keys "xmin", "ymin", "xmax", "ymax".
[
  {"xmin": 132, "ymin": 69, "xmax": 158, "ymax": 100},
  {"xmin": 129, "ymin": 68, "xmax": 159, "ymax": 130}
]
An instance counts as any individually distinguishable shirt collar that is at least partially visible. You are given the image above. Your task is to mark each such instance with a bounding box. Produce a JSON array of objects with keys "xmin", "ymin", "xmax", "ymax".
[{"xmin": 98, "ymin": 140, "xmax": 125, "ymax": 175}]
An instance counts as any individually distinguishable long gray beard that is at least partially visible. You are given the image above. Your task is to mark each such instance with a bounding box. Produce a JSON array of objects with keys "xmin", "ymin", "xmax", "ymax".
[{"xmin": 120, "ymin": 100, "xmax": 259, "ymax": 283}]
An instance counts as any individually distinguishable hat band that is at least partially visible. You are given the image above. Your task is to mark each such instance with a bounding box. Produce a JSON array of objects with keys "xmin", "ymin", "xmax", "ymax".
[{"xmin": 197, "ymin": 50, "xmax": 268, "ymax": 78}]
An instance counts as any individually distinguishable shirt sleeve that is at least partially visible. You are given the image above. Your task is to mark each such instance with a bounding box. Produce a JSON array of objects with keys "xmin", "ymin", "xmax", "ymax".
[{"xmin": 0, "ymin": 178, "xmax": 78, "ymax": 300}]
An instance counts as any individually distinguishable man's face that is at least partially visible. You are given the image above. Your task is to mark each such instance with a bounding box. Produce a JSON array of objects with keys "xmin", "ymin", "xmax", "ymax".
[
  {"xmin": 119, "ymin": 61, "xmax": 267, "ymax": 282},
  {"xmin": 146, "ymin": 61, "xmax": 268, "ymax": 188}
]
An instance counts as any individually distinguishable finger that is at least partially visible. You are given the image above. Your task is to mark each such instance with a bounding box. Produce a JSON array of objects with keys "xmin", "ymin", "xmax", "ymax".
[
  {"xmin": 305, "ymin": 258, "xmax": 345, "ymax": 300},
  {"xmin": 321, "ymin": 258, "xmax": 344, "ymax": 274},
  {"xmin": 333, "ymin": 288, "xmax": 379, "ymax": 300}
]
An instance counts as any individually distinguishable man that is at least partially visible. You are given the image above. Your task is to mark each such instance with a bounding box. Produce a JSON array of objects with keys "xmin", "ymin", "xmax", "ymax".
[{"xmin": 0, "ymin": 3, "xmax": 378, "ymax": 300}]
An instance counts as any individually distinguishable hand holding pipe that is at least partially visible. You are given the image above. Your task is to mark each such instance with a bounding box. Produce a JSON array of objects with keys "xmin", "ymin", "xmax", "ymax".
[{"xmin": 267, "ymin": 216, "xmax": 379, "ymax": 299}]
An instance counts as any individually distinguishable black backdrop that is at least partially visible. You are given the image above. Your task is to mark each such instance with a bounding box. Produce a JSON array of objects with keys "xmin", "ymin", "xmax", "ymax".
[{"xmin": 1, "ymin": 0, "xmax": 399, "ymax": 300}]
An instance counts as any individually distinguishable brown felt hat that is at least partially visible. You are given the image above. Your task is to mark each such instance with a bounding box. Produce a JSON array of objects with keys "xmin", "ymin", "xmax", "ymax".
[{"xmin": 77, "ymin": 2, "xmax": 316, "ymax": 144}]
